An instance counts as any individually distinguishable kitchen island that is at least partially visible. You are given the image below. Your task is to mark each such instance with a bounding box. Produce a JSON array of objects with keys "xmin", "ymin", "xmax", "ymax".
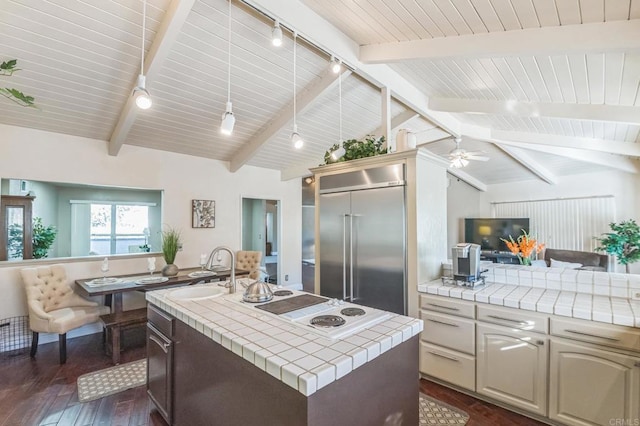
[{"xmin": 145, "ymin": 280, "xmax": 423, "ymax": 426}]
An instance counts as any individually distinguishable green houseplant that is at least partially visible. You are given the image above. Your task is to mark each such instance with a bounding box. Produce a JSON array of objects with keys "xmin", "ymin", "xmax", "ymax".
[
  {"xmin": 595, "ymin": 219, "xmax": 640, "ymax": 273},
  {"xmin": 323, "ymin": 136, "xmax": 387, "ymax": 165},
  {"xmin": 161, "ymin": 226, "xmax": 181, "ymax": 276},
  {"xmin": 7, "ymin": 217, "xmax": 57, "ymax": 259}
]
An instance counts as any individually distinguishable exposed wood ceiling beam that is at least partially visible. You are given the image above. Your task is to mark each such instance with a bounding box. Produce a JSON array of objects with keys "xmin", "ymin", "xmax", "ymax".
[
  {"xmin": 280, "ymin": 109, "xmax": 420, "ymax": 180},
  {"xmin": 494, "ymin": 145, "xmax": 558, "ymax": 185},
  {"xmin": 464, "ymin": 127, "xmax": 640, "ymax": 174},
  {"xmin": 242, "ymin": 0, "xmax": 462, "ymax": 137},
  {"xmin": 446, "ymin": 168, "xmax": 487, "ymax": 192},
  {"xmin": 492, "ymin": 130, "xmax": 640, "ymax": 158},
  {"xmin": 109, "ymin": 0, "xmax": 196, "ymax": 156},
  {"xmin": 230, "ymin": 69, "xmax": 351, "ymax": 172},
  {"xmin": 360, "ymin": 20, "xmax": 640, "ymax": 63},
  {"xmin": 381, "ymin": 87, "xmax": 392, "ymax": 150},
  {"xmin": 429, "ymin": 98, "xmax": 640, "ymax": 125}
]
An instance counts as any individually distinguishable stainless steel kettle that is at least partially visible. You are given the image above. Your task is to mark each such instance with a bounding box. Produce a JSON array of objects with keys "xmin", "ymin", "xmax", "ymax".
[{"xmin": 242, "ymin": 280, "xmax": 273, "ymax": 303}]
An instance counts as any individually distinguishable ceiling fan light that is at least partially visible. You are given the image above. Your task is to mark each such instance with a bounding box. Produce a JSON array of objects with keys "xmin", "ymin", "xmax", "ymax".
[
  {"xmin": 450, "ymin": 158, "xmax": 469, "ymax": 168},
  {"xmin": 272, "ymin": 21, "xmax": 283, "ymax": 47},
  {"xmin": 220, "ymin": 101, "xmax": 235, "ymax": 135},
  {"xmin": 133, "ymin": 74, "xmax": 152, "ymax": 109}
]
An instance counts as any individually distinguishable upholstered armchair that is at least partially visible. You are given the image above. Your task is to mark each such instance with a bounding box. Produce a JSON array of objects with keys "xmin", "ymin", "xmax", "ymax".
[
  {"xmin": 20, "ymin": 264, "xmax": 110, "ymax": 364},
  {"xmin": 236, "ymin": 250, "xmax": 263, "ymax": 280}
]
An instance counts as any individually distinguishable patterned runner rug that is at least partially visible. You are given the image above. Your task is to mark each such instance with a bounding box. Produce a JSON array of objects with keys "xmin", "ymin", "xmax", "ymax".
[
  {"xmin": 419, "ymin": 393, "xmax": 470, "ymax": 425},
  {"xmin": 77, "ymin": 359, "xmax": 146, "ymax": 402}
]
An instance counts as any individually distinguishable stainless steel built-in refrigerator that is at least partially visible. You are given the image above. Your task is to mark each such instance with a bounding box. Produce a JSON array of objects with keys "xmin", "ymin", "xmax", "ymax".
[{"xmin": 318, "ymin": 164, "xmax": 406, "ymax": 315}]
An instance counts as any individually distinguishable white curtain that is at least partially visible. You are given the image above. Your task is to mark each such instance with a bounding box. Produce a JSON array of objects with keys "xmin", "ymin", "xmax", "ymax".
[{"xmin": 492, "ymin": 196, "xmax": 615, "ymax": 251}]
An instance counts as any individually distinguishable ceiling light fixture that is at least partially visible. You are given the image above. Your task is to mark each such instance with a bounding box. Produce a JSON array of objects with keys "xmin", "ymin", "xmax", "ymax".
[
  {"xmin": 220, "ymin": 0, "xmax": 235, "ymax": 135},
  {"xmin": 330, "ymin": 56, "xmax": 341, "ymax": 74},
  {"xmin": 133, "ymin": 0, "xmax": 151, "ymax": 110},
  {"xmin": 271, "ymin": 20, "xmax": 283, "ymax": 47},
  {"xmin": 291, "ymin": 31, "xmax": 303, "ymax": 149}
]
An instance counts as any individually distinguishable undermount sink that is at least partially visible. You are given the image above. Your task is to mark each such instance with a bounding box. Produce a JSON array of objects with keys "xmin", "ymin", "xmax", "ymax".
[{"xmin": 167, "ymin": 285, "xmax": 226, "ymax": 301}]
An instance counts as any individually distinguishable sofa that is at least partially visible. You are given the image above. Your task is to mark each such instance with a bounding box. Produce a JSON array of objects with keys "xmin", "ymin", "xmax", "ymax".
[{"xmin": 543, "ymin": 248, "xmax": 609, "ymax": 272}]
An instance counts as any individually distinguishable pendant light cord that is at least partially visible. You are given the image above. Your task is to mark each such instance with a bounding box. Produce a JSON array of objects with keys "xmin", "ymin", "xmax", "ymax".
[
  {"xmin": 227, "ymin": 0, "xmax": 232, "ymax": 103},
  {"xmin": 338, "ymin": 71, "xmax": 342, "ymax": 142},
  {"xmin": 140, "ymin": 0, "xmax": 146, "ymax": 75},
  {"xmin": 293, "ymin": 31, "xmax": 297, "ymax": 130}
]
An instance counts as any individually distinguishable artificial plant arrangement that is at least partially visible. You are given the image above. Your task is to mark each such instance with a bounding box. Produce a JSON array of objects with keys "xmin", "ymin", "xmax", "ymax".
[
  {"xmin": 501, "ymin": 229, "xmax": 545, "ymax": 266},
  {"xmin": 161, "ymin": 226, "xmax": 181, "ymax": 276},
  {"xmin": 595, "ymin": 219, "xmax": 640, "ymax": 273},
  {"xmin": 1, "ymin": 59, "xmax": 36, "ymax": 107},
  {"xmin": 322, "ymin": 135, "xmax": 387, "ymax": 165}
]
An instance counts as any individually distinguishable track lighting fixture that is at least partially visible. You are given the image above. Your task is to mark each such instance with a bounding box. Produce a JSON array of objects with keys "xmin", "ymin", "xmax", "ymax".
[
  {"xmin": 272, "ymin": 20, "xmax": 283, "ymax": 47},
  {"xmin": 133, "ymin": 0, "xmax": 151, "ymax": 110},
  {"xmin": 220, "ymin": 0, "xmax": 235, "ymax": 135},
  {"xmin": 291, "ymin": 31, "xmax": 303, "ymax": 149},
  {"xmin": 330, "ymin": 56, "xmax": 341, "ymax": 74}
]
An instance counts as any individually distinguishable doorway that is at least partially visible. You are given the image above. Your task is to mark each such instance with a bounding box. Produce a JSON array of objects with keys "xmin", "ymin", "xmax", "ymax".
[{"xmin": 241, "ymin": 198, "xmax": 279, "ymax": 284}]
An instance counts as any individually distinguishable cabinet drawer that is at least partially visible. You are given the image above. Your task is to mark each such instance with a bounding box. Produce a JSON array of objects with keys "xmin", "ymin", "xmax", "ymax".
[
  {"xmin": 420, "ymin": 342, "xmax": 475, "ymax": 391},
  {"xmin": 420, "ymin": 294, "xmax": 475, "ymax": 319},
  {"xmin": 148, "ymin": 304, "xmax": 174, "ymax": 338},
  {"xmin": 420, "ymin": 310, "xmax": 475, "ymax": 355},
  {"xmin": 551, "ymin": 317, "xmax": 640, "ymax": 353},
  {"xmin": 477, "ymin": 304, "xmax": 548, "ymax": 334}
]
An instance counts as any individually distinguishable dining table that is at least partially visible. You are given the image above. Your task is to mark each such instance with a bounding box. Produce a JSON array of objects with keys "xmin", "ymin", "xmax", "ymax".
[{"xmin": 75, "ymin": 267, "xmax": 250, "ymax": 314}]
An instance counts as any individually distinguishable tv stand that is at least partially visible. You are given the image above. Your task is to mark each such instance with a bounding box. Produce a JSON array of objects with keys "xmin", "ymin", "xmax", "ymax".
[{"xmin": 481, "ymin": 252, "xmax": 520, "ymax": 265}]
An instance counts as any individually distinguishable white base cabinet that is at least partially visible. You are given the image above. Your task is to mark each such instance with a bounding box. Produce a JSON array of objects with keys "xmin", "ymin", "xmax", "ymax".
[
  {"xmin": 476, "ymin": 323, "xmax": 548, "ymax": 416},
  {"xmin": 549, "ymin": 339, "xmax": 640, "ymax": 426}
]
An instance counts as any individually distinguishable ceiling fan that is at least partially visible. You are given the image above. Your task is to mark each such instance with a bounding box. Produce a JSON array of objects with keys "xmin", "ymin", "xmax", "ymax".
[{"xmin": 445, "ymin": 137, "xmax": 489, "ymax": 168}]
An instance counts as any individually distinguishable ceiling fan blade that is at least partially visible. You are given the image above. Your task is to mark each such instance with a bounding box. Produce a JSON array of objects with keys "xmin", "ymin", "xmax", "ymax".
[{"xmin": 466, "ymin": 154, "xmax": 489, "ymax": 161}]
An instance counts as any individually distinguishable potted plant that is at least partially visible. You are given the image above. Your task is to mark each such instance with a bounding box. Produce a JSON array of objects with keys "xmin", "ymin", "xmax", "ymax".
[
  {"xmin": 161, "ymin": 226, "xmax": 181, "ymax": 276},
  {"xmin": 595, "ymin": 219, "xmax": 640, "ymax": 273},
  {"xmin": 7, "ymin": 217, "xmax": 57, "ymax": 259}
]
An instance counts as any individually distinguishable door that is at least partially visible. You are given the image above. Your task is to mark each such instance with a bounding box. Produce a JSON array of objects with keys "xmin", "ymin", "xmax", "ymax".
[
  {"xmin": 319, "ymin": 192, "xmax": 351, "ymax": 301},
  {"xmin": 549, "ymin": 339, "xmax": 640, "ymax": 426},
  {"xmin": 476, "ymin": 323, "xmax": 548, "ymax": 416},
  {"xmin": 147, "ymin": 323, "xmax": 173, "ymax": 424},
  {"xmin": 351, "ymin": 186, "xmax": 405, "ymax": 314}
]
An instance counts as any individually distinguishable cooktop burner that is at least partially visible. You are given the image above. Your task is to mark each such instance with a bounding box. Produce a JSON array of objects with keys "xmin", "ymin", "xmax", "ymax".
[
  {"xmin": 273, "ymin": 290, "xmax": 293, "ymax": 296},
  {"xmin": 340, "ymin": 307, "xmax": 365, "ymax": 317},
  {"xmin": 310, "ymin": 315, "xmax": 346, "ymax": 328}
]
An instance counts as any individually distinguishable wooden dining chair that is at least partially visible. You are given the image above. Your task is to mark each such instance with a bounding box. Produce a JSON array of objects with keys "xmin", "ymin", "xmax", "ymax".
[{"xmin": 20, "ymin": 264, "xmax": 110, "ymax": 364}]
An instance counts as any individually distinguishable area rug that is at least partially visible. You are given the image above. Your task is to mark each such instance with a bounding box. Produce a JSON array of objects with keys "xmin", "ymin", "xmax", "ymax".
[
  {"xmin": 77, "ymin": 359, "xmax": 146, "ymax": 402},
  {"xmin": 419, "ymin": 393, "xmax": 470, "ymax": 425}
]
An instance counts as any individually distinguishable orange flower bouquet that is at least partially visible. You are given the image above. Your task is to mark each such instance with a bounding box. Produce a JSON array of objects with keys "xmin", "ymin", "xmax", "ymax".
[{"xmin": 501, "ymin": 230, "xmax": 545, "ymax": 265}]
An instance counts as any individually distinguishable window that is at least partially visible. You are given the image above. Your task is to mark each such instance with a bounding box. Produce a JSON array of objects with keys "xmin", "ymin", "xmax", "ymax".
[{"xmin": 90, "ymin": 204, "xmax": 150, "ymax": 255}]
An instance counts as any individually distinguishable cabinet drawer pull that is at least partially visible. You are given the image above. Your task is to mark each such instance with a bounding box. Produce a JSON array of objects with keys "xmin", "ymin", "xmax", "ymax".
[
  {"xmin": 487, "ymin": 315, "xmax": 528, "ymax": 325},
  {"xmin": 426, "ymin": 318, "xmax": 459, "ymax": 328},
  {"xmin": 149, "ymin": 335, "xmax": 171, "ymax": 353},
  {"xmin": 564, "ymin": 329, "xmax": 620, "ymax": 342},
  {"xmin": 427, "ymin": 351, "xmax": 460, "ymax": 362},
  {"xmin": 427, "ymin": 303, "xmax": 459, "ymax": 311}
]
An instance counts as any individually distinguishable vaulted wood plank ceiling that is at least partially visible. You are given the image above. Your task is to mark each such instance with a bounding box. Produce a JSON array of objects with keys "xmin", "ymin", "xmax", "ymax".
[{"xmin": 1, "ymin": 0, "xmax": 638, "ymax": 189}]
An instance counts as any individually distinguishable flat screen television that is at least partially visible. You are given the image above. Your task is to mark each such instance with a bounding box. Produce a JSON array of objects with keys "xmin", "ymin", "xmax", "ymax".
[{"xmin": 464, "ymin": 218, "xmax": 530, "ymax": 252}]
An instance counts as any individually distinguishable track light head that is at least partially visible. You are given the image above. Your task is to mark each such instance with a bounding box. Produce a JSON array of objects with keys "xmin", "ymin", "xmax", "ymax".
[
  {"xmin": 133, "ymin": 74, "xmax": 152, "ymax": 109},
  {"xmin": 291, "ymin": 124, "xmax": 303, "ymax": 149},
  {"xmin": 272, "ymin": 20, "xmax": 283, "ymax": 47},
  {"xmin": 330, "ymin": 56, "xmax": 341, "ymax": 73},
  {"xmin": 220, "ymin": 101, "xmax": 235, "ymax": 135}
]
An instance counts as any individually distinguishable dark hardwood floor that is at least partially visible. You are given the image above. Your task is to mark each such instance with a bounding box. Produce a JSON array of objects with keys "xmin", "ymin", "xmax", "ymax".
[{"xmin": 0, "ymin": 331, "xmax": 546, "ymax": 426}]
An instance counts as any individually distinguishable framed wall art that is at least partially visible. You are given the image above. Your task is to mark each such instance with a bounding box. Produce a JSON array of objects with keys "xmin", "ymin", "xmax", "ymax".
[{"xmin": 192, "ymin": 199, "xmax": 215, "ymax": 228}]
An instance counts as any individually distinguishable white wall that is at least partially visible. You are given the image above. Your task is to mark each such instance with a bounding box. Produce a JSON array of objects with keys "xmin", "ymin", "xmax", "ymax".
[
  {"xmin": 0, "ymin": 124, "xmax": 302, "ymax": 327},
  {"xmin": 447, "ymin": 169, "xmax": 640, "ymax": 273}
]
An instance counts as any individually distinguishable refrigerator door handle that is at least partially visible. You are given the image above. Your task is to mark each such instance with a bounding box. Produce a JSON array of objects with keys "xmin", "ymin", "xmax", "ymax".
[
  {"xmin": 343, "ymin": 213, "xmax": 348, "ymax": 301},
  {"xmin": 349, "ymin": 214, "xmax": 354, "ymax": 302}
]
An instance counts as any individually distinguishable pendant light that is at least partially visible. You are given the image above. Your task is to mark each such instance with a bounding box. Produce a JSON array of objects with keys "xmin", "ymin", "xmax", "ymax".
[
  {"xmin": 220, "ymin": 0, "xmax": 235, "ymax": 135},
  {"xmin": 330, "ymin": 56, "xmax": 341, "ymax": 74},
  {"xmin": 133, "ymin": 0, "xmax": 152, "ymax": 110},
  {"xmin": 291, "ymin": 31, "xmax": 303, "ymax": 149},
  {"xmin": 331, "ymin": 71, "xmax": 345, "ymax": 161},
  {"xmin": 271, "ymin": 20, "xmax": 283, "ymax": 47}
]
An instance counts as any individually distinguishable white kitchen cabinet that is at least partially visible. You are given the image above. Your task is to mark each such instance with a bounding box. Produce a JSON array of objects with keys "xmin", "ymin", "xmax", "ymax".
[
  {"xmin": 476, "ymin": 323, "xmax": 548, "ymax": 416},
  {"xmin": 549, "ymin": 338, "xmax": 640, "ymax": 426}
]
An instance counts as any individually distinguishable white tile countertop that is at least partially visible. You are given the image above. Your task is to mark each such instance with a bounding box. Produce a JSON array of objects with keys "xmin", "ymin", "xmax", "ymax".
[
  {"xmin": 419, "ymin": 276, "xmax": 640, "ymax": 328},
  {"xmin": 146, "ymin": 280, "xmax": 423, "ymax": 396}
]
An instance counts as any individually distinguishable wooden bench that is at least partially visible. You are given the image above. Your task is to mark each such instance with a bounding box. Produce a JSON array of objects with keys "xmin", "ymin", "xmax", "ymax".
[{"xmin": 100, "ymin": 308, "xmax": 148, "ymax": 365}]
